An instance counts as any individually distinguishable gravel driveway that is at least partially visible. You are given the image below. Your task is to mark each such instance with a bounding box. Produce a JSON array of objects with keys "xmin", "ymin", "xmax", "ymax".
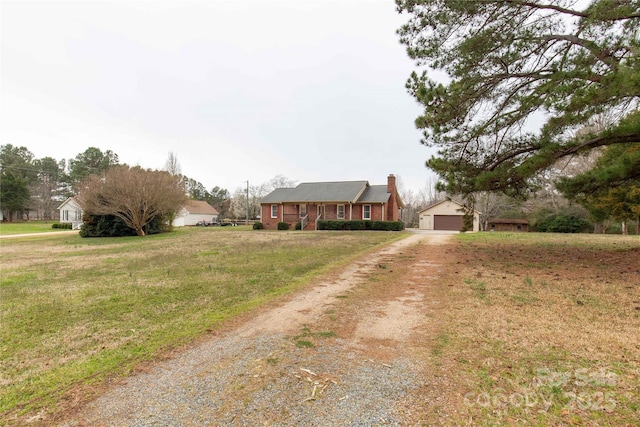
[{"xmin": 59, "ymin": 232, "xmax": 451, "ymax": 426}]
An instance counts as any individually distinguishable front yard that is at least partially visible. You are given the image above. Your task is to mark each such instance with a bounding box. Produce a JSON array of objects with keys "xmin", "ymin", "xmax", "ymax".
[
  {"xmin": 0, "ymin": 227, "xmax": 403, "ymax": 423},
  {"xmin": 1, "ymin": 228, "xmax": 638, "ymax": 425}
]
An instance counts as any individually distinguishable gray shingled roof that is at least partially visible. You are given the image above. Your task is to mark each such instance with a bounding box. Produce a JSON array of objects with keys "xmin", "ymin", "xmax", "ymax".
[
  {"xmin": 261, "ymin": 181, "xmax": 371, "ymax": 203},
  {"xmin": 357, "ymin": 185, "xmax": 391, "ymax": 203}
]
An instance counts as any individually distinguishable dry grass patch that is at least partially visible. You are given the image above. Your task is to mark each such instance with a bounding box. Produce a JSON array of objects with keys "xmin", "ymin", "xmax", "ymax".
[{"xmin": 412, "ymin": 233, "xmax": 639, "ymax": 426}]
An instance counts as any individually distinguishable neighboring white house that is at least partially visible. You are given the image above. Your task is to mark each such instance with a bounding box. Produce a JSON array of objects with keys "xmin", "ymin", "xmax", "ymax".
[
  {"xmin": 57, "ymin": 198, "xmax": 219, "ymax": 229},
  {"xmin": 57, "ymin": 197, "xmax": 84, "ymax": 229},
  {"xmin": 418, "ymin": 199, "xmax": 481, "ymax": 232},
  {"xmin": 172, "ymin": 200, "xmax": 219, "ymax": 227}
]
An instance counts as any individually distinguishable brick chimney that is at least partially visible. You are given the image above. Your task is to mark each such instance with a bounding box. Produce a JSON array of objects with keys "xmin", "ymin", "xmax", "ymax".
[
  {"xmin": 387, "ymin": 174, "xmax": 399, "ymax": 221},
  {"xmin": 387, "ymin": 174, "xmax": 396, "ymax": 194}
]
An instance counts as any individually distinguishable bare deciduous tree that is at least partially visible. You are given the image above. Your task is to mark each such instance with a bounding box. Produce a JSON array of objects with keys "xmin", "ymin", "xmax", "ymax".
[
  {"xmin": 164, "ymin": 152, "xmax": 182, "ymax": 176},
  {"xmin": 398, "ymin": 174, "xmax": 443, "ymax": 227},
  {"xmin": 76, "ymin": 165, "xmax": 187, "ymax": 236},
  {"xmin": 230, "ymin": 183, "xmax": 265, "ymax": 221},
  {"xmin": 230, "ymin": 176, "xmax": 297, "ymax": 221},
  {"xmin": 266, "ymin": 175, "xmax": 297, "ymax": 192},
  {"xmin": 474, "ymin": 191, "xmax": 523, "ymax": 231}
]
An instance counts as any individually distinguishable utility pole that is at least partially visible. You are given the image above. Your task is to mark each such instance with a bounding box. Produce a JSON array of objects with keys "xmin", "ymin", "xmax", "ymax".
[{"xmin": 245, "ymin": 180, "xmax": 249, "ymax": 225}]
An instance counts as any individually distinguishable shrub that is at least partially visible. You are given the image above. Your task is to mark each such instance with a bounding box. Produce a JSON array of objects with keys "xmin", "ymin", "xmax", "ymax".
[
  {"xmin": 277, "ymin": 222, "xmax": 290, "ymax": 230},
  {"xmin": 317, "ymin": 220, "xmax": 404, "ymax": 231},
  {"xmin": 252, "ymin": 222, "xmax": 263, "ymax": 230},
  {"xmin": 370, "ymin": 221, "xmax": 405, "ymax": 231},
  {"xmin": 51, "ymin": 223, "xmax": 72, "ymax": 229},
  {"xmin": 80, "ymin": 214, "xmax": 164, "ymax": 237},
  {"xmin": 535, "ymin": 214, "xmax": 592, "ymax": 233},
  {"xmin": 295, "ymin": 222, "xmax": 302, "ymax": 230}
]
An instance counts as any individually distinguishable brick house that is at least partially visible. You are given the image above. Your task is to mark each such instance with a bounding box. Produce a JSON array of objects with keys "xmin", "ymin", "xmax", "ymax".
[{"xmin": 260, "ymin": 175, "xmax": 404, "ymax": 230}]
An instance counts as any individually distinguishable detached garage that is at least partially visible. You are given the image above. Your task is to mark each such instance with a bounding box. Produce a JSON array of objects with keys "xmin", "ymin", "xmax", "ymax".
[
  {"xmin": 173, "ymin": 200, "xmax": 219, "ymax": 227},
  {"xmin": 418, "ymin": 199, "xmax": 481, "ymax": 232}
]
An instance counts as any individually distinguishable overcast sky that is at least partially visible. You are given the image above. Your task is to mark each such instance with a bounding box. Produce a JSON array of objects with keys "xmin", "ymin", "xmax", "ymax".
[{"xmin": 1, "ymin": 0, "xmax": 439, "ymax": 193}]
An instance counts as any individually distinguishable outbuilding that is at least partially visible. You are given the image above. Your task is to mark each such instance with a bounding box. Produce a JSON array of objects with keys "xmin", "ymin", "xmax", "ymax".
[
  {"xmin": 172, "ymin": 200, "xmax": 219, "ymax": 227},
  {"xmin": 418, "ymin": 199, "xmax": 481, "ymax": 232},
  {"xmin": 487, "ymin": 218, "xmax": 529, "ymax": 232}
]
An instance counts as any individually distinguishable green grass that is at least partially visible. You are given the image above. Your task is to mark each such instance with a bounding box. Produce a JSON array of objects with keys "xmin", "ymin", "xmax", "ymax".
[
  {"xmin": 0, "ymin": 220, "xmax": 66, "ymax": 235},
  {"xmin": 0, "ymin": 227, "xmax": 405, "ymax": 422}
]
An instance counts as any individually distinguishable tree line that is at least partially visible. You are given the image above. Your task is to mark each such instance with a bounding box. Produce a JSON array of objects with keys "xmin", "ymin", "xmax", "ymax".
[
  {"xmin": 2, "ymin": 141, "xmax": 635, "ymax": 234},
  {"xmin": 0, "ymin": 145, "xmax": 119, "ymax": 221},
  {"xmin": 0, "ymin": 144, "xmax": 297, "ymax": 225}
]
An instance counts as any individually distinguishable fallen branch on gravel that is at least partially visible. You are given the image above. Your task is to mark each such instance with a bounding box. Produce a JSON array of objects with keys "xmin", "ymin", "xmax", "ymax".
[
  {"xmin": 297, "ymin": 372, "xmax": 339, "ymax": 403},
  {"xmin": 300, "ymin": 367, "xmax": 317, "ymax": 376}
]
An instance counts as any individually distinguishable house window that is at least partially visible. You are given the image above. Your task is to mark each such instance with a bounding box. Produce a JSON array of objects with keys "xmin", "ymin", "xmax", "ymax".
[
  {"xmin": 299, "ymin": 204, "xmax": 307, "ymax": 217},
  {"xmin": 363, "ymin": 204, "xmax": 371, "ymax": 220},
  {"xmin": 74, "ymin": 210, "xmax": 82, "ymax": 221},
  {"xmin": 271, "ymin": 204, "xmax": 278, "ymax": 218},
  {"xmin": 337, "ymin": 204, "xmax": 345, "ymax": 219},
  {"xmin": 62, "ymin": 210, "xmax": 69, "ymax": 221}
]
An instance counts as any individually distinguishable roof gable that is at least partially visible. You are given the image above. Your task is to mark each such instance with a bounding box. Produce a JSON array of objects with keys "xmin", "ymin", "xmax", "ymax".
[
  {"xmin": 418, "ymin": 198, "xmax": 482, "ymax": 215},
  {"xmin": 57, "ymin": 197, "xmax": 82, "ymax": 211},
  {"xmin": 357, "ymin": 185, "xmax": 391, "ymax": 204},
  {"xmin": 183, "ymin": 200, "xmax": 219, "ymax": 215}
]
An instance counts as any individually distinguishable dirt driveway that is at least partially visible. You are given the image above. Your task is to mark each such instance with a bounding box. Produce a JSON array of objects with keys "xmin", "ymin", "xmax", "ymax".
[{"xmin": 60, "ymin": 232, "xmax": 453, "ymax": 426}]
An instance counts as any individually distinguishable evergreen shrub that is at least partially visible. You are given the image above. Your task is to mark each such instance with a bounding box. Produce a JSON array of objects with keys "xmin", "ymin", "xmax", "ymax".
[
  {"xmin": 535, "ymin": 214, "xmax": 592, "ymax": 233},
  {"xmin": 51, "ymin": 223, "xmax": 72, "ymax": 229},
  {"xmin": 317, "ymin": 220, "xmax": 404, "ymax": 231},
  {"xmin": 80, "ymin": 214, "xmax": 165, "ymax": 237}
]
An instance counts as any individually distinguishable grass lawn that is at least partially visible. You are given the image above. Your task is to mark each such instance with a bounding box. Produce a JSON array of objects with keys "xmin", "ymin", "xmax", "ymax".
[
  {"xmin": 2, "ymin": 229, "xmax": 638, "ymax": 425},
  {"xmin": 419, "ymin": 232, "xmax": 640, "ymax": 425},
  {"xmin": 0, "ymin": 227, "xmax": 405, "ymax": 424},
  {"xmin": 0, "ymin": 221, "xmax": 67, "ymax": 236}
]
